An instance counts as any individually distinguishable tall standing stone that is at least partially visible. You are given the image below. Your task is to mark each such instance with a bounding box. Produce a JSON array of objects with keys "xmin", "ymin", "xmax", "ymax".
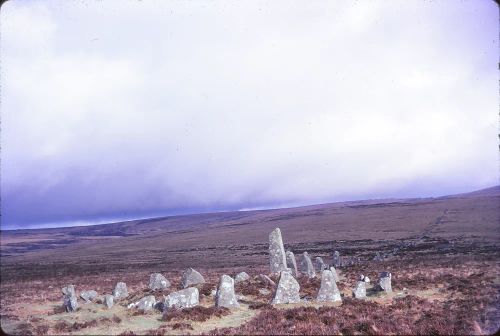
[
  {"xmin": 315, "ymin": 257, "xmax": 327, "ymax": 272},
  {"xmin": 272, "ymin": 271, "xmax": 301, "ymax": 304},
  {"xmin": 332, "ymin": 251, "xmax": 341, "ymax": 267},
  {"xmin": 181, "ymin": 268, "xmax": 205, "ymax": 288},
  {"xmin": 286, "ymin": 251, "xmax": 299, "ymax": 277},
  {"xmin": 378, "ymin": 272, "xmax": 392, "ymax": 292},
  {"xmin": 215, "ymin": 275, "xmax": 239, "ymax": 308},
  {"xmin": 62, "ymin": 285, "xmax": 78, "ymax": 312},
  {"xmin": 300, "ymin": 252, "xmax": 316, "ymax": 278},
  {"xmin": 317, "ymin": 270, "xmax": 342, "ymax": 302},
  {"xmin": 269, "ymin": 228, "xmax": 288, "ymax": 274}
]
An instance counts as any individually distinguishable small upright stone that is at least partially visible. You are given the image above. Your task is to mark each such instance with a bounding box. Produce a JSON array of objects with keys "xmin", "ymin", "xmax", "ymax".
[
  {"xmin": 181, "ymin": 268, "xmax": 205, "ymax": 288},
  {"xmin": 315, "ymin": 257, "xmax": 328, "ymax": 272},
  {"xmin": 104, "ymin": 294, "xmax": 114, "ymax": 308},
  {"xmin": 136, "ymin": 295, "xmax": 156, "ymax": 311},
  {"xmin": 112, "ymin": 282, "xmax": 129, "ymax": 300},
  {"xmin": 234, "ymin": 272, "xmax": 250, "ymax": 283},
  {"xmin": 332, "ymin": 251, "xmax": 341, "ymax": 267},
  {"xmin": 80, "ymin": 290, "xmax": 98, "ymax": 303},
  {"xmin": 286, "ymin": 251, "xmax": 299, "ymax": 277},
  {"xmin": 329, "ymin": 266, "xmax": 339, "ymax": 282},
  {"xmin": 215, "ymin": 275, "xmax": 239, "ymax": 308},
  {"xmin": 62, "ymin": 285, "xmax": 78, "ymax": 312},
  {"xmin": 149, "ymin": 273, "xmax": 170, "ymax": 290},
  {"xmin": 164, "ymin": 287, "xmax": 199, "ymax": 310},
  {"xmin": 317, "ymin": 270, "xmax": 342, "ymax": 302},
  {"xmin": 269, "ymin": 228, "xmax": 288, "ymax": 274},
  {"xmin": 373, "ymin": 252, "xmax": 383, "ymax": 262},
  {"xmin": 353, "ymin": 281, "xmax": 366, "ymax": 299},
  {"xmin": 272, "ymin": 271, "xmax": 300, "ymax": 304},
  {"xmin": 259, "ymin": 274, "xmax": 276, "ymax": 287},
  {"xmin": 378, "ymin": 272, "xmax": 392, "ymax": 292},
  {"xmin": 300, "ymin": 252, "xmax": 316, "ymax": 278}
]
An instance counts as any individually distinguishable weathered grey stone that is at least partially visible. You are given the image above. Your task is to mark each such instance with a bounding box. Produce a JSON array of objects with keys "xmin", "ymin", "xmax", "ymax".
[
  {"xmin": 378, "ymin": 272, "xmax": 392, "ymax": 292},
  {"xmin": 62, "ymin": 285, "xmax": 78, "ymax": 312},
  {"xmin": 210, "ymin": 289, "xmax": 217, "ymax": 297},
  {"xmin": 164, "ymin": 287, "xmax": 199, "ymax": 310},
  {"xmin": 136, "ymin": 295, "xmax": 156, "ymax": 311},
  {"xmin": 317, "ymin": 270, "xmax": 342, "ymax": 302},
  {"xmin": 364, "ymin": 276, "xmax": 370, "ymax": 283},
  {"xmin": 286, "ymin": 251, "xmax": 299, "ymax": 277},
  {"xmin": 315, "ymin": 257, "xmax": 328, "ymax": 272},
  {"xmin": 259, "ymin": 274, "xmax": 276, "ymax": 287},
  {"xmin": 259, "ymin": 288, "xmax": 271, "ymax": 296},
  {"xmin": 216, "ymin": 275, "xmax": 239, "ymax": 308},
  {"xmin": 112, "ymin": 282, "xmax": 129, "ymax": 300},
  {"xmin": 80, "ymin": 290, "xmax": 98, "ymax": 303},
  {"xmin": 104, "ymin": 294, "xmax": 114, "ymax": 308},
  {"xmin": 234, "ymin": 272, "xmax": 250, "ymax": 283},
  {"xmin": 149, "ymin": 273, "xmax": 170, "ymax": 290},
  {"xmin": 329, "ymin": 266, "xmax": 339, "ymax": 282},
  {"xmin": 353, "ymin": 281, "xmax": 366, "ymax": 299},
  {"xmin": 269, "ymin": 228, "xmax": 288, "ymax": 274},
  {"xmin": 373, "ymin": 252, "xmax": 383, "ymax": 262},
  {"xmin": 300, "ymin": 252, "xmax": 316, "ymax": 278},
  {"xmin": 181, "ymin": 268, "xmax": 205, "ymax": 288},
  {"xmin": 272, "ymin": 271, "xmax": 300, "ymax": 304},
  {"xmin": 332, "ymin": 250, "xmax": 341, "ymax": 267}
]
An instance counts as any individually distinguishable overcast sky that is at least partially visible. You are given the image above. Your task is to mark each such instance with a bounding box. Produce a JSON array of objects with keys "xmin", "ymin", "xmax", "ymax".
[{"xmin": 1, "ymin": 0, "xmax": 498, "ymax": 229}]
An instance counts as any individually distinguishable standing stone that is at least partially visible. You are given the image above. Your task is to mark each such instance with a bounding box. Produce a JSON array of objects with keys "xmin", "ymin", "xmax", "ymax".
[
  {"xmin": 378, "ymin": 272, "xmax": 392, "ymax": 292},
  {"xmin": 269, "ymin": 228, "xmax": 288, "ymax": 274},
  {"xmin": 373, "ymin": 252, "xmax": 383, "ymax": 262},
  {"xmin": 259, "ymin": 274, "xmax": 276, "ymax": 287},
  {"xmin": 62, "ymin": 285, "xmax": 78, "ymax": 312},
  {"xmin": 235, "ymin": 272, "xmax": 250, "ymax": 283},
  {"xmin": 272, "ymin": 271, "xmax": 301, "ymax": 304},
  {"xmin": 164, "ymin": 287, "xmax": 199, "ymax": 310},
  {"xmin": 300, "ymin": 252, "xmax": 316, "ymax": 278},
  {"xmin": 80, "ymin": 290, "xmax": 98, "ymax": 303},
  {"xmin": 315, "ymin": 257, "xmax": 328, "ymax": 272},
  {"xmin": 330, "ymin": 266, "xmax": 340, "ymax": 282},
  {"xmin": 353, "ymin": 281, "xmax": 366, "ymax": 299},
  {"xmin": 286, "ymin": 251, "xmax": 299, "ymax": 277},
  {"xmin": 112, "ymin": 282, "xmax": 128, "ymax": 300},
  {"xmin": 181, "ymin": 268, "xmax": 205, "ymax": 288},
  {"xmin": 332, "ymin": 251, "xmax": 341, "ymax": 267},
  {"xmin": 215, "ymin": 275, "xmax": 239, "ymax": 308},
  {"xmin": 136, "ymin": 295, "xmax": 156, "ymax": 311},
  {"xmin": 317, "ymin": 270, "xmax": 342, "ymax": 302},
  {"xmin": 149, "ymin": 273, "xmax": 170, "ymax": 290},
  {"xmin": 104, "ymin": 294, "xmax": 114, "ymax": 308}
]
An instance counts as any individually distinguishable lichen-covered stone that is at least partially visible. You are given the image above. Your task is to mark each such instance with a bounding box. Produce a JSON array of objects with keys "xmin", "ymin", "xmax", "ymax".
[
  {"xmin": 234, "ymin": 272, "xmax": 250, "ymax": 283},
  {"xmin": 300, "ymin": 252, "xmax": 316, "ymax": 278},
  {"xmin": 112, "ymin": 282, "xmax": 129, "ymax": 300},
  {"xmin": 286, "ymin": 251, "xmax": 299, "ymax": 277},
  {"xmin": 164, "ymin": 287, "xmax": 199, "ymax": 310},
  {"xmin": 181, "ymin": 268, "xmax": 205, "ymax": 288},
  {"xmin": 149, "ymin": 273, "xmax": 170, "ymax": 290},
  {"xmin": 62, "ymin": 285, "xmax": 78, "ymax": 312},
  {"xmin": 315, "ymin": 257, "xmax": 328, "ymax": 272},
  {"xmin": 378, "ymin": 272, "xmax": 392, "ymax": 292},
  {"xmin": 329, "ymin": 266, "xmax": 339, "ymax": 282},
  {"xmin": 272, "ymin": 271, "xmax": 300, "ymax": 304},
  {"xmin": 332, "ymin": 251, "xmax": 341, "ymax": 267},
  {"xmin": 80, "ymin": 290, "xmax": 98, "ymax": 303},
  {"xmin": 259, "ymin": 274, "xmax": 276, "ymax": 287},
  {"xmin": 104, "ymin": 294, "xmax": 114, "ymax": 308},
  {"xmin": 136, "ymin": 295, "xmax": 156, "ymax": 311},
  {"xmin": 215, "ymin": 275, "xmax": 239, "ymax": 308},
  {"xmin": 353, "ymin": 281, "xmax": 366, "ymax": 299},
  {"xmin": 317, "ymin": 270, "xmax": 342, "ymax": 302},
  {"xmin": 269, "ymin": 228, "xmax": 288, "ymax": 274}
]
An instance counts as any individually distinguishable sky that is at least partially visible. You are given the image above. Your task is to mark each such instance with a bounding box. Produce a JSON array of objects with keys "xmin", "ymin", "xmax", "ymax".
[{"xmin": 1, "ymin": 0, "xmax": 498, "ymax": 229}]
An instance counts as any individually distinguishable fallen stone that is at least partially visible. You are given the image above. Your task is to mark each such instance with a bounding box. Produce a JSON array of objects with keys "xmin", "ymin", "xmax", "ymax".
[
  {"xmin": 269, "ymin": 228, "xmax": 288, "ymax": 274},
  {"xmin": 104, "ymin": 294, "xmax": 114, "ymax": 308},
  {"xmin": 259, "ymin": 274, "xmax": 276, "ymax": 287},
  {"xmin": 112, "ymin": 282, "xmax": 128, "ymax": 300},
  {"xmin": 332, "ymin": 251, "xmax": 341, "ymax": 267},
  {"xmin": 286, "ymin": 251, "xmax": 299, "ymax": 277},
  {"xmin": 164, "ymin": 287, "xmax": 199, "ymax": 310},
  {"xmin": 378, "ymin": 272, "xmax": 392, "ymax": 292},
  {"xmin": 272, "ymin": 270, "xmax": 300, "ymax": 304},
  {"xmin": 136, "ymin": 295, "xmax": 156, "ymax": 311},
  {"xmin": 216, "ymin": 275, "xmax": 239, "ymax": 308},
  {"xmin": 181, "ymin": 268, "xmax": 205, "ymax": 288},
  {"xmin": 353, "ymin": 281, "xmax": 366, "ymax": 299},
  {"xmin": 235, "ymin": 272, "xmax": 250, "ymax": 283},
  {"xmin": 300, "ymin": 252, "xmax": 316, "ymax": 278},
  {"xmin": 149, "ymin": 273, "xmax": 170, "ymax": 291},
  {"xmin": 80, "ymin": 290, "xmax": 98, "ymax": 303},
  {"xmin": 317, "ymin": 270, "xmax": 342, "ymax": 302}
]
